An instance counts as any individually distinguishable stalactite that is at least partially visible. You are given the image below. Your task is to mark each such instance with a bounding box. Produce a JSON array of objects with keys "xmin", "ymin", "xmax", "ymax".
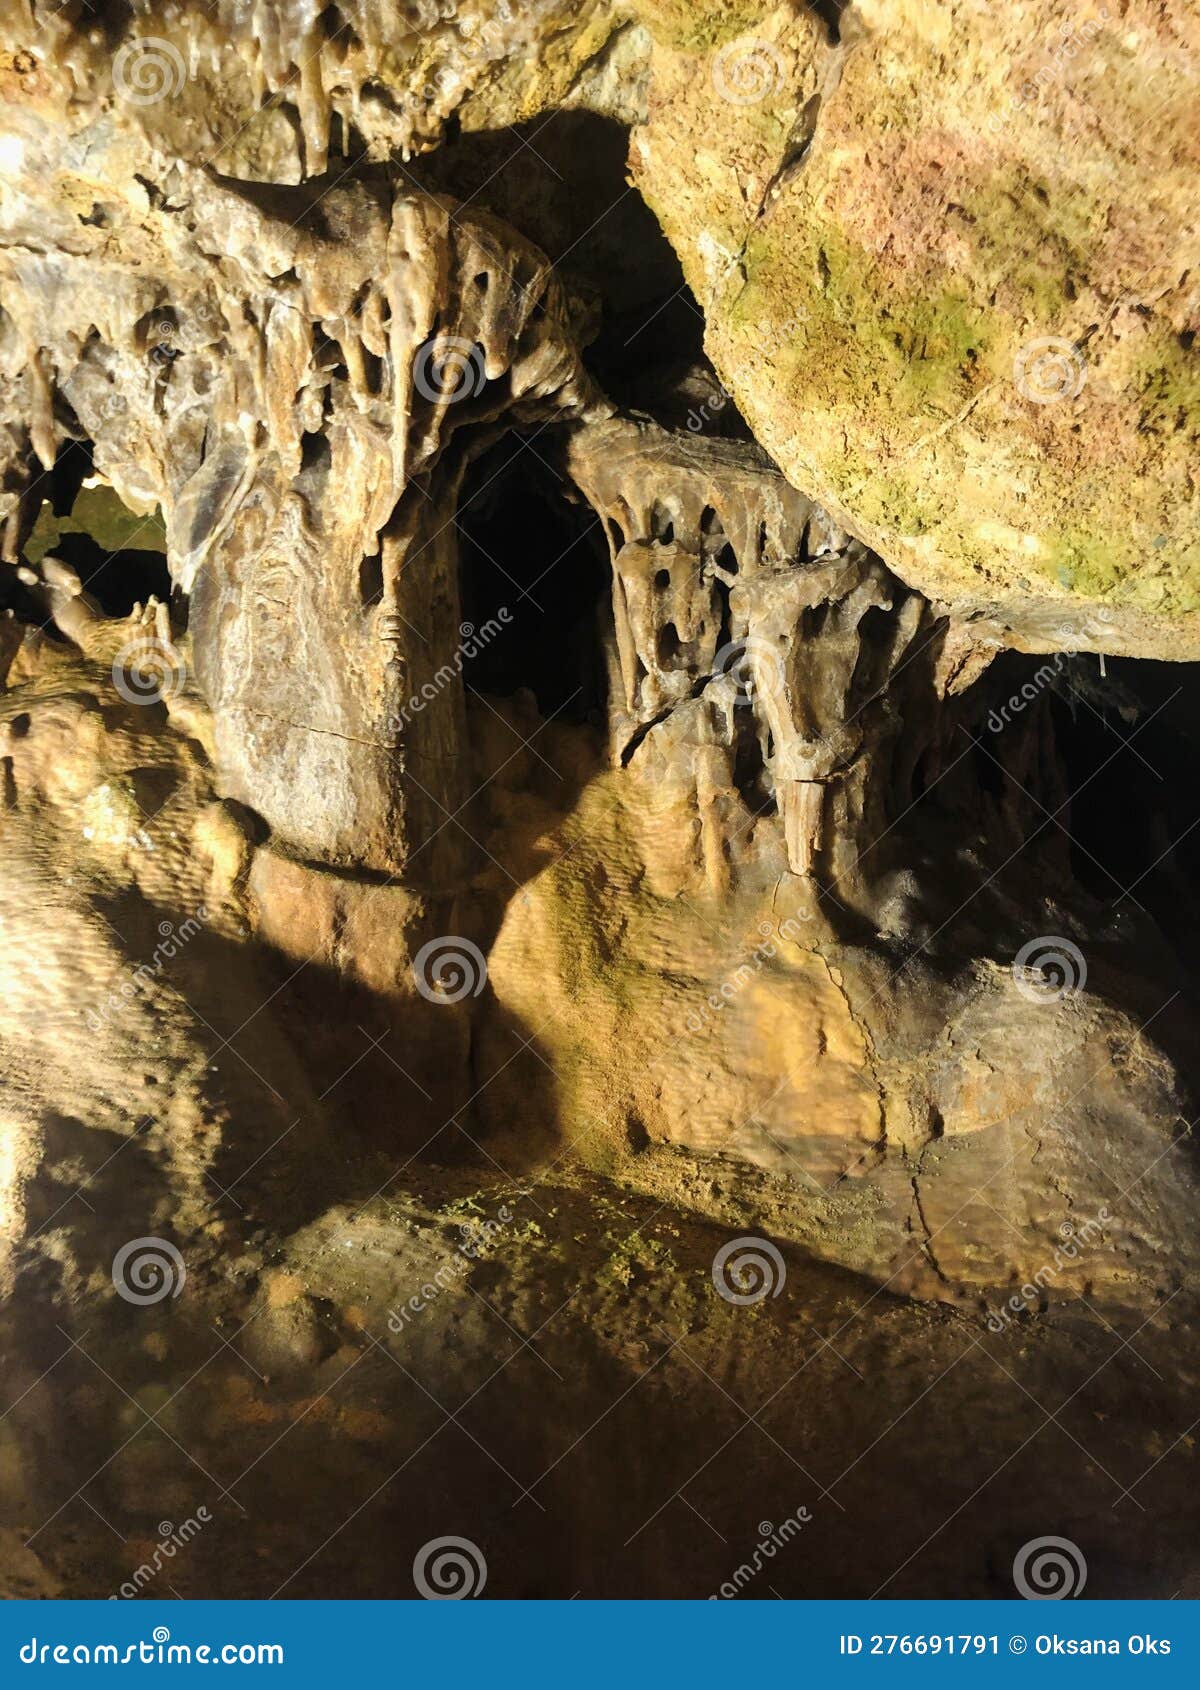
[
  {"xmin": 0, "ymin": 157, "xmax": 605, "ymax": 875},
  {"xmin": 565, "ymin": 417, "xmax": 953, "ymax": 885}
]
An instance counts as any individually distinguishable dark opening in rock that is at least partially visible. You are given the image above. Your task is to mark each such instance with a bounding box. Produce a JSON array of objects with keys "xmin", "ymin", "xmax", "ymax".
[{"xmin": 456, "ymin": 435, "xmax": 610, "ymax": 724}]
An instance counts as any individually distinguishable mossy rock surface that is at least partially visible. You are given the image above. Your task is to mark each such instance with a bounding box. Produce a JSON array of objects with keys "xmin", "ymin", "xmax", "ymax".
[{"xmin": 630, "ymin": 0, "xmax": 1200, "ymax": 655}]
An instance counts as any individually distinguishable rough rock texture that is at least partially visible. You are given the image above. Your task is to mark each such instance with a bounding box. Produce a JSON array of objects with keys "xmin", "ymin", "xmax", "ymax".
[
  {"xmin": 1, "ymin": 0, "xmax": 616, "ymax": 180},
  {"xmin": 7, "ymin": 3, "xmax": 1198, "ymax": 654},
  {"xmin": 1, "ymin": 0, "xmax": 1199, "ymax": 1604},
  {"xmin": 1, "ymin": 605, "xmax": 1198, "ymax": 1601},
  {"xmin": 566, "ymin": 416, "xmax": 957, "ymax": 881},
  {"xmin": 0, "ymin": 116, "xmax": 603, "ymax": 867},
  {"xmin": 472, "ymin": 687, "xmax": 1200, "ymax": 1307},
  {"xmin": 629, "ymin": 0, "xmax": 1200, "ymax": 657}
]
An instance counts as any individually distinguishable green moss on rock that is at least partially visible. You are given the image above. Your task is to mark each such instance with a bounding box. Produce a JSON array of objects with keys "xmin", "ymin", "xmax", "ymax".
[
  {"xmin": 735, "ymin": 220, "xmax": 993, "ymax": 420},
  {"xmin": 630, "ymin": 0, "xmax": 777, "ymax": 52}
]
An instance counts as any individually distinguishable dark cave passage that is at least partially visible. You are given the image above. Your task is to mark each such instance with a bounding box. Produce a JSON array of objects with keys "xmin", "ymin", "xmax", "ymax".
[
  {"xmin": 1030, "ymin": 653, "xmax": 1200, "ymax": 940},
  {"xmin": 456, "ymin": 434, "xmax": 611, "ymax": 726}
]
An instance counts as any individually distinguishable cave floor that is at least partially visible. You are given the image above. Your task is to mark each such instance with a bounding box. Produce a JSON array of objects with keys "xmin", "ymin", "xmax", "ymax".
[{"xmin": 5, "ymin": 1161, "xmax": 1198, "ymax": 1601}]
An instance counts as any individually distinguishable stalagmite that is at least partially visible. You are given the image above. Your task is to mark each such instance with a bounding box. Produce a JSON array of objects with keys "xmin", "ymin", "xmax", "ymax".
[
  {"xmin": 0, "ymin": 136, "xmax": 605, "ymax": 874},
  {"xmin": 782, "ymin": 779, "xmax": 824, "ymax": 879}
]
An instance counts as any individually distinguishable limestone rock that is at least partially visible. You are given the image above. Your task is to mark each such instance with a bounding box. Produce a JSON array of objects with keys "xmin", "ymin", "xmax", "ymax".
[
  {"xmin": 629, "ymin": 0, "xmax": 1200, "ymax": 657},
  {"xmin": 0, "ymin": 0, "xmax": 1199, "ymax": 1604}
]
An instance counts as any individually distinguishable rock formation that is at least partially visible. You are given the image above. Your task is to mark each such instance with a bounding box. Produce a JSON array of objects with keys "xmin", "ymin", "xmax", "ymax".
[{"xmin": 0, "ymin": 0, "xmax": 1198, "ymax": 1601}]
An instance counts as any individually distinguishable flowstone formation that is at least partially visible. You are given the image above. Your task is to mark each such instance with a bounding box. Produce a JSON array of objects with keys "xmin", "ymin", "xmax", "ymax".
[
  {"xmin": 0, "ymin": 139, "xmax": 602, "ymax": 871},
  {"xmin": 0, "ymin": 0, "xmax": 1199, "ymax": 1602},
  {"xmin": 566, "ymin": 417, "xmax": 966, "ymax": 884}
]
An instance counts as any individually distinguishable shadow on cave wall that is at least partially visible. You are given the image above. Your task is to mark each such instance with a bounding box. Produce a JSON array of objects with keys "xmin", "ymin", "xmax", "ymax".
[
  {"xmin": 10, "ymin": 232, "xmax": 1200, "ymax": 1212},
  {"xmin": 193, "ymin": 486, "xmax": 1200, "ymax": 1206},
  {"xmin": 412, "ymin": 111, "xmax": 726, "ymax": 420}
]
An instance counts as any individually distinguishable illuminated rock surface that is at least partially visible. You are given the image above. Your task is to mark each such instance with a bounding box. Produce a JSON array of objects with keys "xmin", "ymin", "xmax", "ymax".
[{"xmin": 0, "ymin": 0, "xmax": 1198, "ymax": 1599}]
